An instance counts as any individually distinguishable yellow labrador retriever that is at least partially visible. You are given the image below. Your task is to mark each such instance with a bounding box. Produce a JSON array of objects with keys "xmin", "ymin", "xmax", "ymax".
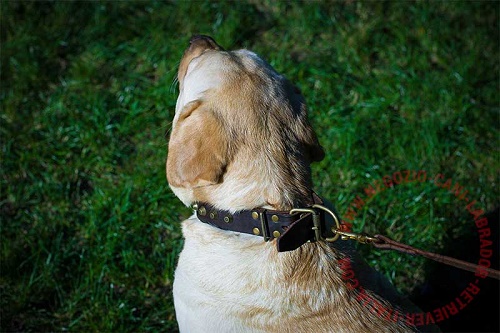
[{"xmin": 167, "ymin": 35, "xmax": 424, "ymax": 333}]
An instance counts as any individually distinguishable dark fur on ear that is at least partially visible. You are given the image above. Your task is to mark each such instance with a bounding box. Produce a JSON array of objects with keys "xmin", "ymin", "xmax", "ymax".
[
  {"xmin": 166, "ymin": 100, "xmax": 229, "ymax": 188},
  {"xmin": 298, "ymin": 117, "xmax": 325, "ymax": 163},
  {"xmin": 286, "ymin": 82, "xmax": 325, "ymax": 163}
]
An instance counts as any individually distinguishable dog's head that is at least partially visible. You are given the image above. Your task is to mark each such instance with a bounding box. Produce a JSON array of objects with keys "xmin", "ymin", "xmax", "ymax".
[{"xmin": 167, "ymin": 35, "xmax": 324, "ymax": 211}]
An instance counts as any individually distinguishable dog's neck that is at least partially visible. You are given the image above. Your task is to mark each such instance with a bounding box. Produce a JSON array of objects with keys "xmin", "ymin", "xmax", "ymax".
[
  {"xmin": 170, "ymin": 180, "xmax": 315, "ymax": 214},
  {"xmin": 170, "ymin": 153, "xmax": 315, "ymax": 213}
]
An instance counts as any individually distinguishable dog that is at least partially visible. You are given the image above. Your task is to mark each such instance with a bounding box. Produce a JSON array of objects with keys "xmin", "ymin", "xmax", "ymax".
[{"xmin": 167, "ymin": 35, "xmax": 430, "ymax": 333}]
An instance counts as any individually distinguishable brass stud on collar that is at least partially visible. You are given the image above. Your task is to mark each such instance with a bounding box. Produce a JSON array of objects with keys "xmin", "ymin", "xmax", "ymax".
[
  {"xmin": 252, "ymin": 227, "xmax": 260, "ymax": 235},
  {"xmin": 198, "ymin": 206, "xmax": 207, "ymax": 216},
  {"xmin": 252, "ymin": 212, "xmax": 259, "ymax": 220},
  {"xmin": 209, "ymin": 211, "xmax": 217, "ymax": 219},
  {"xmin": 273, "ymin": 230, "xmax": 281, "ymax": 238},
  {"xmin": 271, "ymin": 215, "xmax": 279, "ymax": 222},
  {"xmin": 223, "ymin": 216, "xmax": 232, "ymax": 223}
]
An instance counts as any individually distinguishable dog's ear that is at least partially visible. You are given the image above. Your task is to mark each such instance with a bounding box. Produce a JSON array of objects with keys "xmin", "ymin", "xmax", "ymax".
[
  {"xmin": 286, "ymin": 83, "xmax": 325, "ymax": 163},
  {"xmin": 166, "ymin": 100, "xmax": 228, "ymax": 188},
  {"xmin": 301, "ymin": 125, "xmax": 325, "ymax": 163}
]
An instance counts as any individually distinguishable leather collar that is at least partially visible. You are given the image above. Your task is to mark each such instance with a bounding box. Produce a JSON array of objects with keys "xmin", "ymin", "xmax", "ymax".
[{"xmin": 193, "ymin": 194, "xmax": 341, "ymax": 252}]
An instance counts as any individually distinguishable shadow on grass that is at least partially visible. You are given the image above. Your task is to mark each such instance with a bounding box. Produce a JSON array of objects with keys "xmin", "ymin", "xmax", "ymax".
[{"xmin": 411, "ymin": 207, "xmax": 499, "ymax": 332}]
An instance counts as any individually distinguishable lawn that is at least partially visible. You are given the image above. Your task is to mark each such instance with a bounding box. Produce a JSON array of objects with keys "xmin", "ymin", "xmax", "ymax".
[{"xmin": 1, "ymin": 1, "xmax": 498, "ymax": 332}]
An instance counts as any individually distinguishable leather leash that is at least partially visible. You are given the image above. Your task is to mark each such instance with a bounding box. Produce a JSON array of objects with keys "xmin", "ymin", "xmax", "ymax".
[
  {"xmin": 371, "ymin": 234, "xmax": 500, "ymax": 280},
  {"xmin": 193, "ymin": 201, "xmax": 500, "ymax": 280}
]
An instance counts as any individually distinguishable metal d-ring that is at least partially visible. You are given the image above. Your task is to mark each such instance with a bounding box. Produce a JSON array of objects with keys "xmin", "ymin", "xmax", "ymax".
[
  {"xmin": 290, "ymin": 204, "xmax": 342, "ymax": 242},
  {"xmin": 310, "ymin": 204, "xmax": 379, "ymax": 244},
  {"xmin": 311, "ymin": 204, "xmax": 341, "ymax": 242}
]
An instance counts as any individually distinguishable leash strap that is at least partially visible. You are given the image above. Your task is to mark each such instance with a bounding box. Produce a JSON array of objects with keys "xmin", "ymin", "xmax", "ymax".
[{"xmin": 371, "ymin": 234, "xmax": 500, "ymax": 280}]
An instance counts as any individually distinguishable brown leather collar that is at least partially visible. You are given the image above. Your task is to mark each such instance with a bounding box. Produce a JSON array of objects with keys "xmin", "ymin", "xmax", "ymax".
[
  {"xmin": 194, "ymin": 199, "xmax": 500, "ymax": 280},
  {"xmin": 193, "ymin": 195, "xmax": 340, "ymax": 252}
]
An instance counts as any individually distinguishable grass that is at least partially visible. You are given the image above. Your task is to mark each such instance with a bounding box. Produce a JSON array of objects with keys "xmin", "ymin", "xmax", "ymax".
[{"xmin": 1, "ymin": 1, "xmax": 498, "ymax": 332}]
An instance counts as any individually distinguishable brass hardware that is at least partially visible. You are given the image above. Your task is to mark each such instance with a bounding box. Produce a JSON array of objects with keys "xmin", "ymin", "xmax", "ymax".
[
  {"xmin": 333, "ymin": 230, "xmax": 379, "ymax": 244},
  {"xmin": 198, "ymin": 206, "xmax": 207, "ymax": 216},
  {"xmin": 290, "ymin": 204, "xmax": 342, "ymax": 242},
  {"xmin": 273, "ymin": 230, "xmax": 281, "ymax": 238},
  {"xmin": 271, "ymin": 215, "xmax": 279, "ymax": 222},
  {"xmin": 259, "ymin": 212, "xmax": 270, "ymax": 241},
  {"xmin": 192, "ymin": 203, "xmax": 199, "ymax": 210},
  {"xmin": 209, "ymin": 211, "xmax": 217, "ymax": 219},
  {"xmin": 250, "ymin": 211, "xmax": 269, "ymax": 240},
  {"xmin": 223, "ymin": 216, "xmax": 232, "ymax": 223},
  {"xmin": 312, "ymin": 204, "xmax": 341, "ymax": 242},
  {"xmin": 289, "ymin": 207, "xmax": 322, "ymax": 242},
  {"xmin": 290, "ymin": 207, "xmax": 316, "ymax": 215},
  {"xmin": 309, "ymin": 204, "xmax": 377, "ymax": 244}
]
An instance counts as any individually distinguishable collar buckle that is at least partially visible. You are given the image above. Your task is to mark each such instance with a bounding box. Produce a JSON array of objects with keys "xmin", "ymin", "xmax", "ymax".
[
  {"xmin": 289, "ymin": 207, "xmax": 322, "ymax": 242},
  {"xmin": 289, "ymin": 204, "xmax": 341, "ymax": 242}
]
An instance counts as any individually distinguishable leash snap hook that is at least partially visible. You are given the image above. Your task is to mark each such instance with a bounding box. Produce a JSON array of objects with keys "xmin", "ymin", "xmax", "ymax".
[
  {"xmin": 308, "ymin": 205, "xmax": 378, "ymax": 244},
  {"xmin": 331, "ymin": 230, "xmax": 380, "ymax": 244}
]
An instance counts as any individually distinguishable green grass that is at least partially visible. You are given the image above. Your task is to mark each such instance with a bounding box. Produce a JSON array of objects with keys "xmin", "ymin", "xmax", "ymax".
[{"xmin": 1, "ymin": 1, "xmax": 498, "ymax": 332}]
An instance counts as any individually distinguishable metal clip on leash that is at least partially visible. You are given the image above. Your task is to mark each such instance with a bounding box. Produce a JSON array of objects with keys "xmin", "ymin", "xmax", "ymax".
[{"xmin": 330, "ymin": 230, "xmax": 380, "ymax": 244}]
